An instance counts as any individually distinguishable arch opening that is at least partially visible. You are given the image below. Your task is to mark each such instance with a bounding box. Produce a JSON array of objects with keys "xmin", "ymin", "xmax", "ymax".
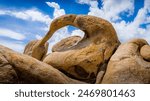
[{"xmin": 47, "ymin": 26, "xmax": 85, "ymax": 53}]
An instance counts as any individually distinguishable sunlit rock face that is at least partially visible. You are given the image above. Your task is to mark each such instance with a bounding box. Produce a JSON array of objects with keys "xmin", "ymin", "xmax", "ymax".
[
  {"xmin": 42, "ymin": 15, "xmax": 120, "ymax": 83},
  {"xmin": 24, "ymin": 40, "xmax": 49, "ymax": 61},
  {"xmin": 102, "ymin": 39, "xmax": 150, "ymax": 84},
  {"xmin": 1, "ymin": 14, "xmax": 150, "ymax": 84}
]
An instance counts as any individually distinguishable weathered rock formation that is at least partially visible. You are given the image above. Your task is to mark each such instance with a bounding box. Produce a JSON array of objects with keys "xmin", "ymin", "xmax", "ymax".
[
  {"xmin": 140, "ymin": 45, "xmax": 150, "ymax": 61},
  {"xmin": 1, "ymin": 14, "xmax": 150, "ymax": 84},
  {"xmin": 0, "ymin": 45, "xmax": 85, "ymax": 84},
  {"xmin": 52, "ymin": 36, "xmax": 81, "ymax": 52},
  {"xmin": 24, "ymin": 40, "xmax": 49, "ymax": 61},
  {"xmin": 101, "ymin": 39, "xmax": 150, "ymax": 84},
  {"xmin": 41, "ymin": 15, "xmax": 120, "ymax": 83}
]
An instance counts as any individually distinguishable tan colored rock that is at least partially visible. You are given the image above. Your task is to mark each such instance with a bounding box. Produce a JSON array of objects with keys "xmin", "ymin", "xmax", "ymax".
[
  {"xmin": 140, "ymin": 45, "xmax": 150, "ymax": 61},
  {"xmin": 24, "ymin": 40, "xmax": 49, "ymax": 60},
  {"xmin": 0, "ymin": 45, "xmax": 85, "ymax": 84},
  {"xmin": 102, "ymin": 39, "xmax": 150, "ymax": 84},
  {"xmin": 40, "ymin": 14, "xmax": 120, "ymax": 83},
  {"xmin": 52, "ymin": 36, "xmax": 81, "ymax": 52},
  {"xmin": 0, "ymin": 55, "xmax": 18, "ymax": 83}
]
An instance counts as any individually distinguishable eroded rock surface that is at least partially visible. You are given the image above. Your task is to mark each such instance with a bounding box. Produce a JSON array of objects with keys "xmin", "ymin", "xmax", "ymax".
[
  {"xmin": 0, "ymin": 45, "xmax": 85, "ymax": 84},
  {"xmin": 24, "ymin": 40, "xmax": 49, "ymax": 61},
  {"xmin": 2, "ymin": 14, "xmax": 150, "ymax": 84},
  {"xmin": 52, "ymin": 36, "xmax": 81, "ymax": 52},
  {"xmin": 42, "ymin": 15, "xmax": 120, "ymax": 83},
  {"xmin": 102, "ymin": 39, "xmax": 150, "ymax": 84},
  {"xmin": 140, "ymin": 45, "xmax": 150, "ymax": 61}
]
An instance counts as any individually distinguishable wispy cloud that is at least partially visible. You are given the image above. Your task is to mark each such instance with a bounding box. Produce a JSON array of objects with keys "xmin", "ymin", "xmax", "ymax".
[
  {"xmin": 76, "ymin": 0, "xmax": 150, "ymax": 43},
  {"xmin": 46, "ymin": 2, "xmax": 71, "ymax": 51},
  {"xmin": 78, "ymin": 0, "xmax": 134, "ymax": 21},
  {"xmin": 0, "ymin": 9, "xmax": 51, "ymax": 25},
  {"xmin": 0, "ymin": 1, "xmax": 84, "ymax": 52},
  {"xmin": 0, "ymin": 28, "xmax": 26, "ymax": 40},
  {"xmin": 35, "ymin": 34, "xmax": 42, "ymax": 40},
  {"xmin": 76, "ymin": 0, "xmax": 92, "ymax": 4},
  {"xmin": 46, "ymin": 2, "xmax": 65, "ymax": 18},
  {"xmin": 0, "ymin": 0, "xmax": 149, "ymax": 53},
  {"xmin": 0, "ymin": 39, "xmax": 25, "ymax": 52},
  {"xmin": 70, "ymin": 29, "xmax": 84, "ymax": 38},
  {"xmin": 0, "ymin": 8, "xmax": 52, "ymax": 52}
]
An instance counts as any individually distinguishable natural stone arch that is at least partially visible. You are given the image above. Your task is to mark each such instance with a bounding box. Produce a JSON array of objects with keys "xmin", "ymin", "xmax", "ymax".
[
  {"xmin": 24, "ymin": 14, "xmax": 120, "ymax": 83},
  {"xmin": 40, "ymin": 14, "xmax": 120, "ymax": 83},
  {"xmin": 38, "ymin": 14, "xmax": 119, "ymax": 49},
  {"xmin": 51, "ymin": 26, "xmax": 85, "ymax": 52}
]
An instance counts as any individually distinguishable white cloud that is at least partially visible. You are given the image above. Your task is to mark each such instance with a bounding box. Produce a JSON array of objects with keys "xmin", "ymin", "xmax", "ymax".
[
  {"xmin": 46, "ymin": 2, "xmax": 60, "ymax": 9},
  {"xmin": 0, "ymin": 2, "xmax": 69, "ymax": 53},
  {"xmin": 0, "ymin": 39, "xmax": 25, "ymax": 52},
  {"xmin": 46, "ymin": 2, "xmax": 70, "ymax": 52},
  {"xmin": 76, "ymin": 0, "xmax": 150, "ymax": 44},
  {"xmin": 87, "ymin": 0, "xmax": 134, "ymax": 21},
  {"xmin": 0, "ymin": 10, "xmax": 7, "ymax": 15},
  {"xmin": 0, "ymin": 28, "xmax": 26, "ymax": 40},
  {"xmin": 46, "ymin": 2, "xmax": 65, "ymax": 18},
  {"xmin": 0, "ymin": 8, "xmax": 52, "ymax": 52},
  {"xmin": 77, "ymin": 0, "xmax": 134, "ymax": 21},
  {"xmin": 70, "ymin": 29, "xmax": 84, "ymax": 38},
  {"xmin": 144, "ymin": 0, "xmax": 150, "ymax": 10},
  {"xmin": 35, "ymin": 34, "xmax": 42, "ymax": 40},
  {"xmin": 0, "ymin": 1, "xmax": 86, "ymax": 53},
  {"xmin": 48, "ymin": 27, "xmax": 70, "ymax": 51},
  {"xmin": 1, "ymin": 0, "xmax": 149, "ymax": 53},
  {"xmin": 77, "ymin": 0, "xmax": 91, "ymax": 4},
  {"xmin": 113, "ymin": 0, "xmax": 150, "ymax": 43},
  {"xmin": 0, "ymin": 9, "xmax": 52, "ymax": 25}
]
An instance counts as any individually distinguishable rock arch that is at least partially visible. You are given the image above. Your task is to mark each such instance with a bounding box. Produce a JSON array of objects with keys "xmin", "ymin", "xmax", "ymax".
[{"xmin": 41, "ymin": 14, "xmax": 120, "ymax": 83}]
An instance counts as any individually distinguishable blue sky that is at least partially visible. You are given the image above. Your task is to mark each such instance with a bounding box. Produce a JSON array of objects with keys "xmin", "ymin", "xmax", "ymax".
[{"xmin": 0, "ymin": 0, "xmax": 150, "ymax": 52}]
